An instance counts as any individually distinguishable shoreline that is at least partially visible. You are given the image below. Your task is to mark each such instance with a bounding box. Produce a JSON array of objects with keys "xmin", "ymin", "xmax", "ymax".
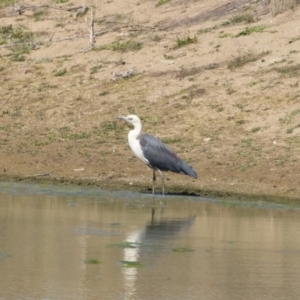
[{"xmin": 1, "ymin": 173, "xmax": 299, "ymax": 205}]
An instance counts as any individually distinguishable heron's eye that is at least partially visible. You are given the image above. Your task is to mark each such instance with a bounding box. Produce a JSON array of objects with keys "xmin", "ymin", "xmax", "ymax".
[{"xmin": 128, "ymin": 118, "xmax": 132, "ymax": 121}]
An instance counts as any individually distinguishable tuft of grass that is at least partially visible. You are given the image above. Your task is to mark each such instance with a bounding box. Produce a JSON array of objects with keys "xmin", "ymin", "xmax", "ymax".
[
  {"xmin": 226, "ymin": 87, "xmax": 236, "ymax": 95},
  {"xmin": 35, "ymin": 58, "xmax": 53, "ymax": 64},
  {"xmin": 32, "ymin": 8, "xmax": 48, "ymax": 21},
  {"xmin": 197, "ymin": 26, "xmax": 218, "ymax": 35},
  {"xmin": 156, "ymin": 0, "xmax": 171, "ymax": 6},
  {"xmin": 222, "ymin": 14, "xmax": 255, "ymax": 26},
  {"xmin": 119, "ymin": 261, "xmax": 144, "ymax": 268},
  {"xmin": 219, "ymin": 32, "xmax": 233, "ymax": 38},
  {"xmin": 99, "ymin": 91, "xmax": 109, "ymax": 97},
  {"xmin": 228, "ymin": 51, "xmax": 270, "ymax": 69},
  {"xmin": 289, "ymin": 35, "xmax": 300, "ymax": 44},
  {"xmin": 274, "ymin": 64, "xmax": 300, "ymax": 77},
  {"xmin": 93, "ymin": 40, "xmax": 142, "ymax": 52},
  {"xmin": 282, "ymin": 108, "xmax": 300, "ymax": 124},
  {"xmin": 90, "ymin": 65, "xmax": 102, "ymax": 74},
  {"xmin": 0, "ymin": 0, "xmax": 14, "ymax": 7},
  {"xmin": 286, "ymin": 127, "xmax": 294, "ymax": 134},
  {"xmin": 54, "ymin": 68, "xmax": 67, "ymax": 76},
  {"xmin": 176, "ymin": 34, "xmax": 197, "ymax": 48},
  {"xmin": 84, "ymin": 259, "xmax": 101, "ymax": 264},
  {"xmin": 236, "ymin": 25, "xmax": 266, "ymax": 37},
  {"xmin": 251, "ymin": 127, "xmax": 261, "ymax": 133},
  {"xmin": 161, "ymin": 137, "xmax": 181, "ymax": 144},
  {"xmin": 0, "ymin": 25, "xmax": 35, "ymax": 61},
  {"xmin": 95, "ymin": 121, "xmax": 124, "ymax": 137}
]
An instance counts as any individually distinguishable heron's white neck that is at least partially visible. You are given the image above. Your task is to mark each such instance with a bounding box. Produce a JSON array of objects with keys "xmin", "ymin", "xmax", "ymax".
[{"xmin": 128, "ymin": 121, "xmax": 142, "ymax": 142}]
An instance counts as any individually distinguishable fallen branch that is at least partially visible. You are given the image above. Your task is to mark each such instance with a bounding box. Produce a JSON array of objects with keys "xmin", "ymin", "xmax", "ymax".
[{"xmin": 8, "ymin": 3, "xmax": 86, "ymax": 15}]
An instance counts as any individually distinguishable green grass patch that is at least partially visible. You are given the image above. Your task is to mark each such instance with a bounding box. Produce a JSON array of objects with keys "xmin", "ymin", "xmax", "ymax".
[
  {"xmin": 0, "ymin": 25, "xmax": 35, "ymax": 61},
  {"xmin": 228, "ymin": 51, "xmax": 270, "ymax": 69},
  {"xmin": 90, "ymin": 65, "xmax": 102, "ymax": 74},
  {"xmin": 197, "ymin": 26, "xmax": 218, "ymax": 35},
  {"xmin": 93, "ymin": 40, "xmax": 143, "ymax": 52},
  {"xmin": 222, "ymin": 14, "xmax": 255, "ymax": 26},
  {"xmin": 84, "ymin": 259, "xmax": 101, "ymax": 264},
  {"xmin": 94, "ymin": 120, "xmax": 125, "ymax": 139},
  {"xmin": 32, "ymin": 8, "xmax": 48, "ymax": 21},
  {"xmin": 251, "ymin": 127, "xmax": 261, "ymax": 133},
  {"xmin": 157, "ymin": 0, "xmax": 171, "ymax": 6},
  {"xmin": 236, "ymin": 25, "xmax": 266, "ymax": 37},
  {"xmin": 282, "ymin": 108, "xmax": 300, "ymax": 124},
  {"xmin": 54, "ymin": 68, "xmax": 67, "ymax": 76},
  {"xmin": 176, "ymin": 34, "xmax": 197, "ymax": 48},
  {"xmin": 0, "ymin": 0, "xmax": 14, "ymax": 7},
  {"xmin": 119, "ymin": 261, "xmax": 144, "ymax": 268},
  {"xmin": 274, "ymin": 64, "xmax": 300, "ymax": 77}
]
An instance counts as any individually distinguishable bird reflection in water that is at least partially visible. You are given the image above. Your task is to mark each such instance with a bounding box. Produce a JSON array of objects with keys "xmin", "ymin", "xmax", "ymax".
[{"xmin": 122, "ymin": 205, "xmax": 196, "ymax": 298}]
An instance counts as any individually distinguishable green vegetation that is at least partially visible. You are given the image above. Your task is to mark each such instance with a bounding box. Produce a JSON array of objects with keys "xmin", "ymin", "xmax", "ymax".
[
  {"xmin": 236, "ymin": 25, "xmax": 266, "ymax": 37},
  {"xmin": 93, "ymin": 40, "xmax": 143, "ymax": 52},
  {"xmin": 0, "ymin": 0, "xmax": 14, "ymax": 7},
  {"xmin": 228, "ymin": 51, "xmax": 270, "ymax": 69},
  {"xmin": 0, "ymin": 25, "xmax": 35, "ymax": 61},
  {"xmin": 197, "ymin": 26, "xmax": 218, "ymax": 35},
  {"xmin": 84, "ymin": 259, "xmax": 101, "ymax": 264},
  {"xmin": 90, "ymin": 65, "xmax": 102, "ymax": 74},
  {"xmin": 119, "ymin": 261, "xmax": 144, "ymax": 268},
  {"xmin": 282, "ymin": 108, "xmax": 300, "ymax": 124},
  {"xmin": 274, "ymin": 64, "xmax": 300, "ymax": 77},
  {"xmin": 32, "ymin": 8, "xmax": 48, "ymax": 21},
  {"xmin": 176, "ymin": 34, "xmax": 197, "ymax": 48},
  {"xmin": 94, "ymin": 121, "xmax": 124, "ymax": 138},
  {"xmin": 223, "ymin": 14, "xmax": 255, "ymax": 26},
  {"xmin": 157, "ymin": 0, "xmax": 171, "ymax": 6},
  {"xmin": 54, "ymin": 68, "xmax": 67, "ymax": 76},
  {"xmin": 251, "ymin": 127, "xmax": 261, "ymax": 133}
]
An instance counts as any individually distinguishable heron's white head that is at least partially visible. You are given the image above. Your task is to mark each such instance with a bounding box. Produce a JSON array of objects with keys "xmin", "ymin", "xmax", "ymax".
[{"xmin": 116, "ymin": 114, "xmax": 142, "ymax": 128}]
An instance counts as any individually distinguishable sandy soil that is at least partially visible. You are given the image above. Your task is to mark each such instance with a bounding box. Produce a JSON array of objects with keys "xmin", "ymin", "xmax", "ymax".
[{"xmin": 0, "ymin": 0, "xmax": 300, "ymax": 202}]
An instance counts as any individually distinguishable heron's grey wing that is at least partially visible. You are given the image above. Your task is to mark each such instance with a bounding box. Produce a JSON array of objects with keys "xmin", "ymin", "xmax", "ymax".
[
  {"xmin": 140, "ymin": 134, "xmax": 181, "ymax": 173},
  {"xmin": 139, "ymin": 134, "xmax": 181, "ymax": 172},
  {"xmin": 139, "ymin": 134, "xmax": 197, "ymax": 178}
]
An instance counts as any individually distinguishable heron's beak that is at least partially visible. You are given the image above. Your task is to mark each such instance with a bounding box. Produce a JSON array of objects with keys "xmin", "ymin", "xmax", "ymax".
[{"xmin": 116, "ymin": 116, "xmax": 127, "ymax": 121}]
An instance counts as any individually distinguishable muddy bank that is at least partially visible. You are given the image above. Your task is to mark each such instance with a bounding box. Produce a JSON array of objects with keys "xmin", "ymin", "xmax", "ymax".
[{"xmin": 0, "ymin": 173, "xmax": 299, "ymax": 206}]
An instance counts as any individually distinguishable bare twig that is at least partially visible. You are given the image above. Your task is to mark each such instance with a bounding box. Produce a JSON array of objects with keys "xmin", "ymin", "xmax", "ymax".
[
  {"xmin": 9, "ymin": 3, "xmax": 86, "ymax": 16},
  {"xmin": 88, "ymin": 5, "xmax": 95, "ymax": 48},
  {"xmin": 80, "ymin": 2, "xmax": 95, "ymax": 53}
]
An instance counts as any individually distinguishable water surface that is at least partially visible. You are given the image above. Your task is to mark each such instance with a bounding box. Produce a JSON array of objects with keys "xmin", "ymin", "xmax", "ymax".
[{"xmin": 1, "ymin": 182, "xmax": 300, "ymax": 300}]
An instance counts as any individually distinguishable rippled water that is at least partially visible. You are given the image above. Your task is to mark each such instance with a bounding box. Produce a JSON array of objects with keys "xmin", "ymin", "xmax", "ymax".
[{"xmin": 1, "ymin": 182, "xmax": 300, "ymax": 300}]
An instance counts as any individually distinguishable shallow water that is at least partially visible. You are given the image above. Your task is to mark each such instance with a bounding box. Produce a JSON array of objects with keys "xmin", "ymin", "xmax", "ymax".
[{"xmin": 1, "ymin": 182, "xmax": 300, "ymax": 300}]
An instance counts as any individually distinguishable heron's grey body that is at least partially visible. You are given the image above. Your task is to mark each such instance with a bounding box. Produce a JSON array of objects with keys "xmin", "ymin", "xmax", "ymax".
[{"xmin": 117, "ymin": 114, "xmax": 197, "ymax": 195}]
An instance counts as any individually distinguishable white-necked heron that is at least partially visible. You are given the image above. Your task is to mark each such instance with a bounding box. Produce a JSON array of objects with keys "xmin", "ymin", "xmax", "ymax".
[{"xmin": 117, "ymin": 114, "xmax": 197, "ymax": 195}]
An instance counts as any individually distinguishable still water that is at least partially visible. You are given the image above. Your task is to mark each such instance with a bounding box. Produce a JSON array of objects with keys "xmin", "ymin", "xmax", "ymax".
[{"xmin": 1, "ymin": 182, "xmax": 300, "ymax": 300}]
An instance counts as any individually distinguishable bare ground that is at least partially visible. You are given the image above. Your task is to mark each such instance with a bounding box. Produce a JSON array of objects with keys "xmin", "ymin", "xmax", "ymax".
[{"xmin": 1, "ymin": 0, "xmax": 300, "ymax": 202}]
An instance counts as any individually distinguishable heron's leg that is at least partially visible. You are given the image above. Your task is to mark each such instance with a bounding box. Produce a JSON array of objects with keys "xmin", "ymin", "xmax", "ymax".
[
  {"xmin": 157, "ymin": 170, "xmax": 165, "ymax": 196},
  {"xmin": 152, "ymin": 169, "xmax": 156, "ymax": 195}
]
